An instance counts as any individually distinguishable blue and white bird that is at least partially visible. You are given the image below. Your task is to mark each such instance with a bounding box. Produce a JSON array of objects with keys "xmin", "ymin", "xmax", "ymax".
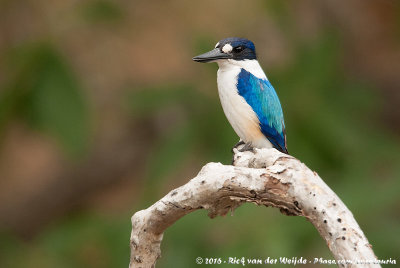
[{"xmin": 193, "ymin": 37, "xmax": 288, "ymax": 154}]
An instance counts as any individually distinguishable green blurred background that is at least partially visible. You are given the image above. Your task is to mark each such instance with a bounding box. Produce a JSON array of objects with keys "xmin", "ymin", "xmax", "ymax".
[{"xmin": 0, "ymin": 0, "xmax": 399, "ymax": 267}]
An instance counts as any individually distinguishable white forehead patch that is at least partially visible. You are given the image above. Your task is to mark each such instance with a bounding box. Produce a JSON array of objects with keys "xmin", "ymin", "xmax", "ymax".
[
  {"xmin": 222, "ymin": 44, "xmax": 233, "ymax": 53},
  {"xmin": 215, "ymin": 42, "xmax": 220, "ymax": 48}
]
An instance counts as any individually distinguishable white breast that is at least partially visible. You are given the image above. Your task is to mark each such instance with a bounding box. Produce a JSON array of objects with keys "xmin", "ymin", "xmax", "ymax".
[{"xmin": 216, "ymin": 59, "xmax": 273, "ymax": 148}]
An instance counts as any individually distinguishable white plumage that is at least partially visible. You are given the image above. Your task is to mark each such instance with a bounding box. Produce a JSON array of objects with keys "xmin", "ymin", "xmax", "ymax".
[{"xmin": 216, "ymin": 59, "xmax": 274, "ymax": 149}]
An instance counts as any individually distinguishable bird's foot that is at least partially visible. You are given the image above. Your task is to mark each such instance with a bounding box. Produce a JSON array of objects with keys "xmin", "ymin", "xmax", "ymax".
[
  {"xmin": 239, "ymin": 142, "xmax": 254, "ymax": 152},
  {"xmin": 231, "ymin": 140, "xmax": 245, "ymax": 153},
  {"xmin": 231, "ymin": 142, "xmax": 255, "ymax": 165}
]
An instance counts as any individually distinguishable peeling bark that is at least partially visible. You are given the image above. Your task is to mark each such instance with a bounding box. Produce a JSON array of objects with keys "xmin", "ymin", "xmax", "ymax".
[{"xmin": 129, "ymin": 148, "xmax": 380, "ymax": 268}]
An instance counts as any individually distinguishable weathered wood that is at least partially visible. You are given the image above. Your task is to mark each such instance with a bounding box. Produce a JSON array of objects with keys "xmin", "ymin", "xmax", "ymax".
[{"xmin": 130, "ymin": 148, "xmax": 380, "ymax": 268}]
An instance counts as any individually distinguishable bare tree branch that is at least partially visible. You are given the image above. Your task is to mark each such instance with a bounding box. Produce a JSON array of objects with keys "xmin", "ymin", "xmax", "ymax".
[{"xmin": 129, "ymin": 148, "xmax": 380, "ymax": 268}]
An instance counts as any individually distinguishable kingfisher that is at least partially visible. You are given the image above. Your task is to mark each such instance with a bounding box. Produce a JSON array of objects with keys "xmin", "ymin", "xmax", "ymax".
[{"xmin": 192, "ymin": 37, "xmax": 288, "ymax": 154}]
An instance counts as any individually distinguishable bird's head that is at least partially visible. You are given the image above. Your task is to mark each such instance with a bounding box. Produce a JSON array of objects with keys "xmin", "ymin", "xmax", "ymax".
[{"xmin": 192, "ymin": 37, "xmax": 257, "ymax": 64}]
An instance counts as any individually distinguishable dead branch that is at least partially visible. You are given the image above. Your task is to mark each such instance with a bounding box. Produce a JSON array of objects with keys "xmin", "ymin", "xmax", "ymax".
[{"xmin": 129, "ymin": 148, "xmax": 380, "ymax": 268}]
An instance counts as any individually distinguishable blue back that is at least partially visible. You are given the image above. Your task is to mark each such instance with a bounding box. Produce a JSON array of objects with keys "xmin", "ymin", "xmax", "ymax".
[{"xmin": 237, "ymin": 69, "xmax": 287, "ymax": 153}]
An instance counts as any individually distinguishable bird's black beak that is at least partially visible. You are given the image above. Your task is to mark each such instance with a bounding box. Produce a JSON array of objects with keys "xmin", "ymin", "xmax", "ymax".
[{"xmin": 192, "ymin": 48, "xmax": 231, "ymax": 63}]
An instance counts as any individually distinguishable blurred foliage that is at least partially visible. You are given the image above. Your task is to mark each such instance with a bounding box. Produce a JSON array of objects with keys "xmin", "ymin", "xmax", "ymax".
[
  {"xmin": 80, "ymin": 0, "xmax": 125, "ymax": 24},
  {"xmin": 0, "ymin": 42, "xmax": 90, "ymax": 157},
  {"xmin": 1, "ymin": 33, "xmax": 399, "ymax": 268},
  {"xmin": 0, "ymin": 214, "xmax": 129, "ymax": 268}
]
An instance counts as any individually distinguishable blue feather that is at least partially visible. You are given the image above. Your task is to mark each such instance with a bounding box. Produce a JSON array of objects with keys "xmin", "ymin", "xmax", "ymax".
[{"xmin": 237, "ymin": 69, "xmax": 287, "ymax": 153}]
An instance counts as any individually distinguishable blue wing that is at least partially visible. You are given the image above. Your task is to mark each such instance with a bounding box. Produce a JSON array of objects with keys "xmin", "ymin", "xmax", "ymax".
[{"xmin": 237, "ymin": 69, "xmax": 288, "ymax": 153}]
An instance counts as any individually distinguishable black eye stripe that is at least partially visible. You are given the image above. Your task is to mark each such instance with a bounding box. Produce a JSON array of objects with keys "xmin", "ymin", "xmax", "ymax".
[
  {"xmin": 214, "ymin": 38, "xmax": 257, "ymax": 60},
  {"xmin": 233, "ymin": 46, "xmax": 244, "ymax": 52}
]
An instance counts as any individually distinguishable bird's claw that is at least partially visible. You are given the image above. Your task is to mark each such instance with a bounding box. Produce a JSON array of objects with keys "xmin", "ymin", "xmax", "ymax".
[
  {"xmin": 231, "ymin": 141, "xmax": 254, "ymax": 153},
  {"xmin": 231, "ymin": 140, "xmax": 245, "ymax": 153},
  {"xmin": 231, "ymin": 141, "xmax": 255, "ymax": 165},
  {"xmin": 238, "ymin": 142, "xmax": 254, "ymax": 152}
]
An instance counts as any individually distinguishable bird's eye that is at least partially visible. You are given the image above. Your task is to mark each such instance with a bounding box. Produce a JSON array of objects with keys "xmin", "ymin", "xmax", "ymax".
[{"xmin": 233, "ymin": 46, "xmax": 244, "ymax": 53}]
